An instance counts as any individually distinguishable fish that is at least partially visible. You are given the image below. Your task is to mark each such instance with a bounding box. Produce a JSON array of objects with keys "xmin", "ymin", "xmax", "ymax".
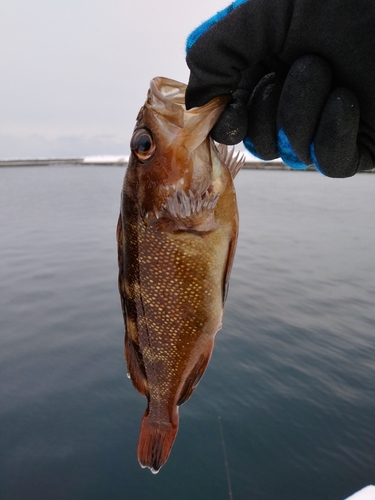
[{"xmin": 116, "ymin": 76, "xmax": 244, "ymax": 473}]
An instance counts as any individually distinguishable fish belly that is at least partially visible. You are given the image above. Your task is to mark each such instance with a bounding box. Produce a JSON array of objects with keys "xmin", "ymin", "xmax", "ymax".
[{"xmin": 123, "ymin": 218, "xmax": 228, "ymax": 472}]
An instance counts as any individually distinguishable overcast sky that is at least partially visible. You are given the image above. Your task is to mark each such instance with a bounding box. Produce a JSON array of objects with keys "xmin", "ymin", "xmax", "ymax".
[{"xmin": 0, "ymin": 0, "xmax": 231, "ymax": 158}]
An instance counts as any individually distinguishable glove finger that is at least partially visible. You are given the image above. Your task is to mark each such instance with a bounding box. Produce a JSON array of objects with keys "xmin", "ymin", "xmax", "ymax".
[
  {"xmin": 357, "ymin": 122, "xmax": 375, "ymax": 172},
  {"xmin": 186, "ymin": 0, "xmax": 291, "ymax": 109},
  {"xmin": 210, "ymin": 90, "xmax": 248, "ymax": 144},
  {"xmin": 244, "ymin": 72, "xmax": 284, "ymax": 160},
  {"xmin": 210, "ymin": 65, "xmax": 269, "ymax": 144},
  {"xmin": 277, "ymin": 55, "xmax": 332, "ymax": 168},
  {"xmin": 311, "ymin": 87, "xmax": 366, "ymax": 177}
]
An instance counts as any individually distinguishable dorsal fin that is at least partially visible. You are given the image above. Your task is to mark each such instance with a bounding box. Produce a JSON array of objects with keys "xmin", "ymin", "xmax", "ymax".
[
  {"xmin": 117, "ymin": 212, "xmax": 149, "ymax": 397},
  {"xmin": 125, "ymin": 332, "xmax": 149, "ymax": 397},
  {"xmin": 216, "ymin": 143, "xmax": 245, "ymax": 179}
]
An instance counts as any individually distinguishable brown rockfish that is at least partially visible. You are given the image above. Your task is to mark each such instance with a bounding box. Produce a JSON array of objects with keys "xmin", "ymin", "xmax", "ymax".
[{"xmin": 117, "ymin": 77, "xmax": 243, "ymax": 473}]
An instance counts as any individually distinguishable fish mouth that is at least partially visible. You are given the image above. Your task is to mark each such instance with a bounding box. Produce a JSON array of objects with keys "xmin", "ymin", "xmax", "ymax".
[
  {"xmin": 147, "ymin": 77, "xmax": 228, "ymax": 151},
  {"xmin": 150, "ymin": 78, "xmax": 186, "ymax": 108}
]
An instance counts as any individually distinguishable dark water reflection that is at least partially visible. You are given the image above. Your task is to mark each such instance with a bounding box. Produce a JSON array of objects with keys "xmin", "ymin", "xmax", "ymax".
[{"xmin": 0, "ymin": 167, "xmax": 374, "ymax": 499}]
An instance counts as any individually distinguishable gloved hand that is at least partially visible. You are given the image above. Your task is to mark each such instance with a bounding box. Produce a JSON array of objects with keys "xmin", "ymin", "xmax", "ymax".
[{"xmin": 185, "ymin": 0, "xmax": 375, "ymax": 177}]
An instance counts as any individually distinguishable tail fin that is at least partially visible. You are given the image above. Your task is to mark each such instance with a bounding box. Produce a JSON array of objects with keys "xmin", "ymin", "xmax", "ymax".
[{"xmin": 137, "ymin": 408, "xmax": 179, "ymax": 474}]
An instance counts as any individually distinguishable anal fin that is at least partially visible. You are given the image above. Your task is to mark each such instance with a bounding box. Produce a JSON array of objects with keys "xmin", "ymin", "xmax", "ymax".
[{"xmin": 177, "ymin": 341, "xmax": 214, "ymax": 406}]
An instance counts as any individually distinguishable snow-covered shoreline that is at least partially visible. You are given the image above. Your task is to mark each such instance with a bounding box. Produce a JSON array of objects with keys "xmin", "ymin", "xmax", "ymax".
[
  {"xmin": 0, "ymin": 153, "xmax": 290, "ymax": 169},
  {"xmin": 2, "ymin": 154, "xmax": 373, "ymax": 172},
  {"xmin": 0, "ymin": 156, "xmax": 129, "ymax": 167}
]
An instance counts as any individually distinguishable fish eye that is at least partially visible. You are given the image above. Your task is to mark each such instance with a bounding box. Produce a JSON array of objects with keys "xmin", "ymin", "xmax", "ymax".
[{"xmin": 130, "ymin": 129, "xmax": 156, "ymax": 162}]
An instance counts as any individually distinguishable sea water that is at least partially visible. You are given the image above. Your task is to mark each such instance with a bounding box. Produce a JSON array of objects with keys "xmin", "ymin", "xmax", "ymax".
[{"xmin": 0, "ymin": 166, "xmax": 374, "ymax": 500}]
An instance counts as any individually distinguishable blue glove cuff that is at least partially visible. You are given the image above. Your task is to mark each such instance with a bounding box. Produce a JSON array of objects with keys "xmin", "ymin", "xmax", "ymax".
[
  {"xmin": 310, "ymin": 142, "xmax": 326, "ymax": 175},
  {"xmin": 277, "ymin": 128, "xmax": 309, "ymax": 170},
  {"xmin": 243, "ymin": 137, "xmax": 266, "ymax": 160},
  {"xmin": 186, "ymin": 0, "xmax": 248, "ymax": 53}
]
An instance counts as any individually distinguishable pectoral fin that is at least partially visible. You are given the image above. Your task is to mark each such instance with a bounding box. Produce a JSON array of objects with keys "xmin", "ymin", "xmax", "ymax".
[
  {"xmin": 216, "ymin": 143, "xmax": 245, "ymax": 179},
  {"xmin": 222, "ymin": 232, "xmax": 238, "ymax": 305}
]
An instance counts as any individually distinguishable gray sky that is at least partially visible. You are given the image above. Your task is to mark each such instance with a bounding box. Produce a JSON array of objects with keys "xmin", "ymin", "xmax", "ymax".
[{"xmin": 0, "ymin": 0, "xmax": 230, "ymax": 158}]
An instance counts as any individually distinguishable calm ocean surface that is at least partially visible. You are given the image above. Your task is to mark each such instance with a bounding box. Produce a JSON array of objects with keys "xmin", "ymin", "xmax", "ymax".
[{"xmin": 0, "ymin": 166, "xmax": 374, "ymax": 500}]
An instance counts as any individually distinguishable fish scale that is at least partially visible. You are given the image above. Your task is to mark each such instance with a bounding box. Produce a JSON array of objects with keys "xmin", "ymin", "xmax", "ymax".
[{"xmin": 117, "ymin": 76, "xmax": 244, "ymax": 473}]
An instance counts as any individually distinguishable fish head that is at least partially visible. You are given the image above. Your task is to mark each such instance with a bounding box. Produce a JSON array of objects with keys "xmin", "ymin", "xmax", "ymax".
[{"xmin": 127, "ymin": 77, "xmax": 228, "ymax": 221}]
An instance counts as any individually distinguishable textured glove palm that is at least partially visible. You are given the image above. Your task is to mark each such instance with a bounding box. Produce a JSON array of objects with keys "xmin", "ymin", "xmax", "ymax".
[{"xmin": 185, "ymin": 0, "xmax": 375, "ymax": 177}]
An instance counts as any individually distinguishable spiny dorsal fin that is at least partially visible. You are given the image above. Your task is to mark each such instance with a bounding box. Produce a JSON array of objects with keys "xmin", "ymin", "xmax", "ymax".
[{"xmin": 216, "ymin": 143, "xmax": 245, "ymax": 179}]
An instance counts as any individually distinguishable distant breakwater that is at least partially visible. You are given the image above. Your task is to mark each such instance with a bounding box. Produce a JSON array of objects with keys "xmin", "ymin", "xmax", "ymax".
[
  {"xmin": 0, "ymin": 158, "xmax": 374, "ymax": 172},
  {"xmin": 0, "ymin": 157, "xmax": 299, "ymax": 170}
]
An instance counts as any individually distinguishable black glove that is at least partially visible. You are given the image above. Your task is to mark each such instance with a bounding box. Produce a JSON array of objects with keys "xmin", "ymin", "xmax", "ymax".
[{"xmin": 185, "ymin": 0, "xmax": 375, "ymax": 177}]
